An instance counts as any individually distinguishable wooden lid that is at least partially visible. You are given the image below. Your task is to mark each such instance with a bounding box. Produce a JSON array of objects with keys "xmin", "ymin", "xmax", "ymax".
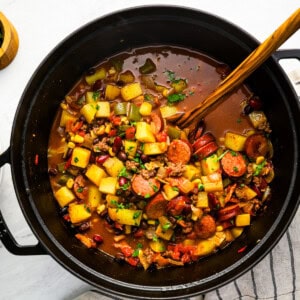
[{"xmin": 0, "ymin": 12, "xmax": 19, "ymax": 69}]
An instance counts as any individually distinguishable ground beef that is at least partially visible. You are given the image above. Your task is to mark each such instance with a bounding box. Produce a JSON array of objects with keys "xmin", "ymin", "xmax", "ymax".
[
  {"xmin": 125, "ymin": 160, "xmax": 140, "ymax": 171},
  {"xmin": 140, "ymin": 169, "xmax": 157, "ymax": 179},
  {"xmin": 167, "ymin": 162, "xmax": 186, "ymax": 177},
  {"xmin": 93, "ymin": 137, "xmax": 110, "ymax": 152}
]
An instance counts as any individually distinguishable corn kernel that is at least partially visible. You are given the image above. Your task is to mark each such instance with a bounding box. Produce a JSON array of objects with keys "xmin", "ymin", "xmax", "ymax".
[
  {"xmin": 216, "ymin": 225, "xmax": 224, "ymax": 232},
  {"xmin": 125, "ymin": 225, "xmax": 131, "ymax": 235},
  {"xmin": 66, "ymin": 178, "xmax": 74, "ymax": 189},
  {"xmin": 162, "ymin": 88, "xmax": 171, "ymax": 97},
  {"xmin": 67, "ymin": 142, "xmax": 76, "ymax": 149},
  {"xmin": 121, "ymin": 116, "xmax": 129, "ymax": 124},
  {"xmin": 95, "ymin": 125, "xmax": 105, "ymax": 135},
  {"xmin": 256, "ymin": 156, "xmax": 265, "ymax": 165},
  {"xmin": 108, "ymin": 147, "xmax": 116, "ymax": 157},
  {"xmin": 105, "ymin": 123, "xmax": 112, "ymax": 134},
  {"xmin": 142, "ymin": 213, "xmax": 148, "ymax": 220},
  {"xmin": 147, "ymin": 219, "xmax": 156, "ymax": 225}
]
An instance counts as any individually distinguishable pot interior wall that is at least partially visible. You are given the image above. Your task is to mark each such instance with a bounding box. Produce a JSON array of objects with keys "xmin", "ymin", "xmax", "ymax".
[{"xmin": 10, "ymin": 6, "xmax": 300, "ymax": 298}]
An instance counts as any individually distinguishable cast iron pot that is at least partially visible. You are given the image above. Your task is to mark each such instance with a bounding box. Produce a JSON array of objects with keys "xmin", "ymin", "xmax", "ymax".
[{"xmin": 0, "ymin": 6, "xmax": 299, "ymax": 299}]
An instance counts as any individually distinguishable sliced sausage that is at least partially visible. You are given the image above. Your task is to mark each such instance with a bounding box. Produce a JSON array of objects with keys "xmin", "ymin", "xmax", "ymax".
[
  {"xmin": 150, "ymin": 112, "xmax": 164, "ymax": 133},
  {"xmin": 192, "ymin": 132, "xmax": 215, "ymax": 151},
  {"xmin": 194, "ymin": 141, "xmax": 219, "ymax": 160},
  {"xmin": 221, "ymin": 151, "xmax": 247, "ymax": 177},
  {"xmin": 145, "ymin": 193, "xmax": 168, "ymax": 219},
  {"xmin": 194, "ymin": 215, "xmax": 216, "ymax": 239},
  {"xmin": 167, "ymin": 139, "xmax": 191, "ymax": 164},
  {"xmin": 217, "ymin": 204, "xmax": 240, "ymax": 221},
  {"xmin": 166, "ymin": 195, "xmax": 190, "ymax": 216},
  {"xmin": 131, "ymin": 174, "xmax": 161, "ymax": 198},
  {"xmin": 244, "ymin": 133, "xmax": 269, "ymax": 160}
]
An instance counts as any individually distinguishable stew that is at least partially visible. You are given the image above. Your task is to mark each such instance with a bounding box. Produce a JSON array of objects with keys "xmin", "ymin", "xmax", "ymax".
[{"xmin": 48, "ymin": 46, "xmax": 274, "ymax": 270}]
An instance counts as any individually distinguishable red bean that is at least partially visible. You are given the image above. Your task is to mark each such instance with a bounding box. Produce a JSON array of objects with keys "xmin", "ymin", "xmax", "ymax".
[
  {"xmin": 93, "ymin": 234, "xmax": 104, "ymax": 244},
  {"xmin": 118, "ymin": 176, "xmax": 128, "ymax": 187},
  {"xmin": 96, "ymin": 154, "xmax": 109, "ymax": 164},
  {"xmin": 113, "ymin": 136, "xmax": 123, "ymax": 153}
]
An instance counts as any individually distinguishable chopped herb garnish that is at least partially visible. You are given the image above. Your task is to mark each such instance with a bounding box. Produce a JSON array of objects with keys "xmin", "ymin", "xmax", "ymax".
[
  {"xmin": 254, "ymin": 160, "xmax": 266, "ymax": 176},
  {"xmin": 233, "ymin": 166, "xmax": 239, "ymax": 172},
  {"xmin": 162, "ymin": 222, "xmax": 171, "ymax": 231},
  {"xmin": 74, "ymin": 157, "xmax": 79, "ymax": 163},
  {"xmin": 167, "ymin": 93, "xmax": 186, "ymax": 105},
  {"xmin": 230, "ymin": 150, "xmax": 238, "ymax": 157},
  {"xmin": 217, "ymin": 150, "xmax": 229, "ymax": 161},
  {"xmin": 133, "ymin": 211, "xmax": 142, "ymax": 219},
  {"xmin": 92, "ymin": 91, "xmax": 100, "ymax": 101},
  {"xmin": 150, "ymin": 183, "xmax": 159, "ymax": 192},
  {"xmin": 119, "ymin": 182, "xmax": 130, "ymax": 191},
  {"xmin": 144, "ymin": 193, "xmax": 151, "ymax": 199},
  {"xmin": 198, "ymin": 183, "xmax": 204, "ymax": 191},
  {"xmin": 110, "ymin": 200, "xmax": 125, "ymax": 209},
  {"xmin": 118, "ymin": 166, "xmax": 128, "ymax": 178},
  {"xmin": 172, "ymin": 186, "xmax": 179, "ymax": 192},
  {"xmin": 152, "ymin": 235, "xmax": 158, "ymax": 242},
  {"xmin": 77, "ymin": 187, "xmax": 83, "ymax": 193}
]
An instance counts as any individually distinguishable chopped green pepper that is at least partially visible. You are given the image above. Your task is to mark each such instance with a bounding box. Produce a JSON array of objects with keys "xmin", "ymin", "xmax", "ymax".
[{"xmin": 139, "ymin": 58, "xmax": 157, "ymax": 74}]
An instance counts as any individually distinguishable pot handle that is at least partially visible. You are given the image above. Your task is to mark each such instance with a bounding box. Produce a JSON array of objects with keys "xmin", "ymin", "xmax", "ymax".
[
  {"xmin": 0, "ymin": 147, "xmax": 46, "ymax": 255},
  {"xmin": 273, "ymin": 49, "xmax": 300, "ymax": 60}
]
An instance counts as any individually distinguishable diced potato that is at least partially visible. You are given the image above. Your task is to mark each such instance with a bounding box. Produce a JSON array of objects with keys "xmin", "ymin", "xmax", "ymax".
[
  {"xmin": 201, "ymin": 172, "xmax": 223, "ymax": 192},
  {"xmin": 149, "ymin": 239, "xmax": 166, "ymax": 253},
  {"xmin": 86, "ymin": 91, "xmax": 99, "ymax": 103},
  {"xmin": 171, "ymin": 79, "xmax": 187, "ymax": 93},
  {"xmin": 235, "ymin": 185, "xmax": 257, "ymax": 201},
  {"xmin": 184, "ymin": 165, "xmax": 201, "ymax": 181},
  {"xmin": 85, "ymin": 164, "xmax": 107, "ymax": 186},
  {"xmin": 163, "ymin": 184, "xmax": 179, "ymax": 200},
  {"xmin": 80, "ymin": 103, "xmax": 97, "ymax": 123},
  {"xmin": 213, "ymin": 231, "xmax": 226, "ymax": 247},
  {"xmin": 55, "ymin": 186, "xmax": 76, "ymax": 207},
  {"xmin": 106, "ymin": 194, "xmax": 120, "ymax": 205},
  {"xmin": 139, "ymin": 102, "xmax": 152, "ymax": 116},
  {"xmin": 224, "ymin": 131, "xmax": 247, "ymax": 152},
  {"xmin": 194, "ymin": 239, "xmax": 216, "ymax": 256},
  {"xmin": 68, "ymin": 203, "xmax": 92, "ymax": 224},
  {"xmin": 85, "ymin": 67, "xmax": 106, "ymax": 85},
  {"xmin": 99, "ymin": 177, "xmax": 117, "ymax": 195},
  {"xmin": 196, "ymin": 191, "xmax": 209, "ymax": 208},
  {"xmin": 178, "ymin": 178, "xmax": 194, "ymax": 194},
  {"xmin": 71, "ymin": 147, "xmax": 91, "ymax": 168},
  {"xmin": 124, "ymin": 140, "xmax": 138, "ymax": 158},
  {"xmin": 119, "ymin": 70, "xmax": 135, "ymax": 84},
  {"xmin": 235, "ymin": 214, "xmax": 251, "ymax": 227},
  {"xmin": 103, "ymin": 157, "xmax": 124, "ymax": 177},
  {"xmin": 160, "ymin": 105, "xmax": 178, "ymax": 118},
  {"xmin": 231, "ymin": 227, "xmax": 244, "ymax": 238},
  {"xmin": 60, "ymin": 110, "xmax": 77, "ymax": 127},
  {"xmin": 135, "ymin": 122, "xmax": 156, "ymax": 143},
  {"xmin": 108, "ymin": 208, "xmax": 142, "ymax": 226},
  {"xmin": 248, "ymin": 111, "xmax": 268, "ymax": 129},
  {"xmin": 155, "ymin": 224, "xmax": 174, "ymax": 241},
  {"xmin": 95, "ymin": 101, "xmax": 111, "ymax": 118},
  {"xmin": 105, "ymin": 84, "xmax": 120, "ymax": 100},
  {"xmin": 143, "ymin": 142, "xmax": 167, "ymax": 155},
  {"xmin": 121, "ymin": 82, "xmax": 143, "ymax": 101},
  {"xmin": 87, "ymin": 185, "xmax": 102, "ymax": 209},
  {"xmin": 201, "ymin": 154, "xmax": 220, "ymax": 175}
]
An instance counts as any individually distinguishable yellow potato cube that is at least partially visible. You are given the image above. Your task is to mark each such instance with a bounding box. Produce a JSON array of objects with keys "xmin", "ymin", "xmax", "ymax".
[
  {"xmin": 143, "ymin": 142, "xmax": 167, "ymax": 155},
  {"xmin": 103, "ymin": 157, "xmax": 124, "ymax": 177},
  {"xmin": 184, "ymin": 165, "xmax": 201, "ymax": 180},
  {"xmin": 231, "ymin": 227, "xmax": 244, "ymax": 238},
  {"xmin": 201, "ymin": 172, "xmax": 223, "ymax": 192},
  {"xmin": 60, "ymin": 110, "xmax": 77, "ymax": 127},
  {"xmin": 149, "ymin": 239, "xmax": 166, "ymax": 253},
  {"xmin": 196, "ymin": 191, "xmax": 209, "ymax": 208},
  {"xmin": 121, "ymin": 82, "xmax": 143, "ymax": 101},
  {"xmin": 108, "ymin": 208, "xmax": 142, "ymax": 226},
  {"xmin": 139, "ymin": 102, "xmax": 152, "ymax": 116},
  {"xmin": 99, "ymin": 177, "xmax": 117, "ymax": 195},
  {"xmin": 159, "ymin": 105, "xmax": 178, "ymax": 118},
  {"xmin": 135, "ymin": 122, "xmax": 155, "ymax": 143},
  {"xmin": 194, "ymin": 239, "xmax": 216, "ymax": 256},
  {"xmin": 95, "ymin": 101, "xmax": 111, "ymax": 118},
  {"xmin": 71, "ymin": 147, "xmax": 91, "ymax": 168},
  {"xmin": 235, "ymin": 214, "xmax": 251, "ymax": 227},
  {"xmin": 85, "ymin": 67, "xmax": 106, "ymax": 85},
  {"xmin": 224, "ymin": 131, "xmax": 247, "ymax": 151},
  {"xmin": 201, "ymin": 154, "xmax": 220, "ymax": 175},
  {"xmin": 163, "ymin": 184, "xmax": 179, "ymax": 200},
  {"xmin": 87, "ymin": 185, "xmax": 102, "ymax": 209},
  {"xmin": 68, "ymin": 203, "xmax": 92, "ymax": 224},
  {"xmin": 105, "ymin": 84, "xmax": 120, "ymax": 100},
  {"xmin": 85, "ymin": 164, "xmax": 107, "ymax": 186},
  {"xmin": 155, "ymin": 224, "xmax": 174, "ymax": 241},
  {"xmin": 124, "ymin": 140, "xmax": 138, "ymax": 158},
  {"xmin": 55, "ymin": 186, "xmax": 76, "ymax": 207},
  {"xmin": 86, "ymin": 91, "xmax": 100, "ymax": 103},
  {"xmin": 235, "ymin": 185, "xmax": 257, "ymax": 201},
  {"xmin": 80, "ymin": 103, "xmax": 97, "ymax": 123}
]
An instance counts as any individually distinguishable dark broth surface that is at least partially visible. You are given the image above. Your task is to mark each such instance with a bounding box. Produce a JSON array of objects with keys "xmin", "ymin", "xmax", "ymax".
[{"xmin": 48, "ymin": 46, "xmax": 273, "ymax": 269}]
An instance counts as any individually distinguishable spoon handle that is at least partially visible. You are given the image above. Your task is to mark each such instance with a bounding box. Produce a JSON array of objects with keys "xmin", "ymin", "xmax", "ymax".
[{"xmin": 172, "ymin": 8, "xmax": 300, "ymax": 128}]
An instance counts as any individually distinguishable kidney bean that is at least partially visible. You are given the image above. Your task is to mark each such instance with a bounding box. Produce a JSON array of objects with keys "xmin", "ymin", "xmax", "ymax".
[
  {"xmin": 117, "ymin": 151, "xmax": 127, "ymax": 161},
  {"xmin": 243, "ymin": 104, "xmax": 253, "ymax": 115},
  {"xmin": 96, "ymin": 154, "xmax": 110, "ymax": 164},
  {"xmin": 112, "ymin": 136, "xmax": 123, "ymax": 153},
  {"xmin": 48, "ymin": 167, "xmax": 58, "ymax": 176},
  {"xmin": 92, "ymin": 79, "xmax": 104, "ymax": 91},
  {"xmin": 78, "ymin": 222, "xmax": 90, "ymax": 232},
  {"xmin": 118, "ymin": 176, "xmax": 128, "ymax": 187},
  {"xmin": 93, "ymin": 234, "xmax": 104, "ymax": 244},
  {"xmin": 140, "ymin": 154, "xmax": 149, "ymax": 163},
  {"xmin": 249, "ymin": 96, "xmax": 262, "ymax": 110}
]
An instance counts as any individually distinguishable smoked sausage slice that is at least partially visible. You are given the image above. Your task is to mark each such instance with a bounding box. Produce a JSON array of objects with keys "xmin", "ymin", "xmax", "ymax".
[
  {"xmin": 167, "ymin": 139, "xmax": 191, "ymax": 164},
  {"xmin": 145, "ymin": 193, "xmax": 168, "ymax": 219},
  {"xmin": 244, "ymin": 133, "xmax": 269, "ymax": 160},
  {"xmin": 194, "ymin": 215, "xmax": 216, "ymax": 239},
  {"xmin": 221, "ymin": 151, "xmax": 247, "ymax": 177},
  {"xmin": 131, "ymin": 174, "xmax": 160, "ymax": 198}
]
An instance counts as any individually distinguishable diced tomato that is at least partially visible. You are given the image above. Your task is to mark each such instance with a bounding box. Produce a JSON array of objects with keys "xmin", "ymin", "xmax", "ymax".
[
  {"xmin": 126, "ymin": 257, "xmax": 139, "ymax": 267},
  {"xmin": 64, "ymin": 157, "xmax": 72, "ymax": 170},
  {"xmin": 121, "ymin": 246, "xmax": 134, "ymax": 258},
  {"xmin": 108, "ymin": 129, "xmax": 117, "ymax": 137},
  {"xmin": 155, "ymin": 131, "xmax": 167, "ymax": 142},
  {"xmin": 71, "ymin": 121, "xmax": 83, "ymax": 133},
  {"xmin": 78, "ymin": 130, "xmax": 85, "ymax": 137},
  {"xmin": 133, "ymin": 229, "xmax": 144, "ymax": 238},
  {"xmin": 110, "ymin": 115, "xmax": 122, "ymax": 126},
  {"xmin": 125, "ymin": 127, "xmax": 136, "ymax": 140}
]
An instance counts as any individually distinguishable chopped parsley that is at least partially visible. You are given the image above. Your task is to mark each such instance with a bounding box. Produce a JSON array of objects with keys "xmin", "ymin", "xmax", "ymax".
[
  {"xmin": 198, "ymin": 183, "xmax": 204, "ymax": 191},
  {"xmin": 110, "ymin": 200, "xmax": 125, "ymax": 209},
  {"xmin": 133, "ymin": 211, "xmax": 142, "ymax": 220},
  {"xmin": 132, "ymin": 243, "xmax": 143, "ymax": 257},
  {"xmin": 172, "ymin": 186, "xmax": 179, "ymax": 192},
  {"xmin": 92, "ymin": 91, "xmax": 100, "ymax": 101},
  {"xmin": 162, "ymin": 222, "xmax": 172, "ymax": 231},
  {"xmin": 118, "ymin": 167, "xmax": 128, "ymax": 178},
  {"xmin": 167, "ymin": 93, "xmax": 186, "ymax": 105},
  {"xmin": 74, "ymin": 157, "xmax": 79, "ymax": 163},
  {"xmin": 217, "ymin": 150, "xmax": 229, "ymax": 161},
  {"xmin": 233, "ymin": 166, "xmax": 239, "ymax": 173},
  {"xmin": 144, "ymin": 193, "xmax": 151, "ymax": 199},
  {"xmin": 254, "ymin": 160, "xmax": 266, "ymax": 176}
]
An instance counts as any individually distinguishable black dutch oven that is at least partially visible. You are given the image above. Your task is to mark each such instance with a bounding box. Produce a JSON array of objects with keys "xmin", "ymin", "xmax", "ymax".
[{"xmin": 0, "ymin": 6, "xmax": 299, "ymax": 299}]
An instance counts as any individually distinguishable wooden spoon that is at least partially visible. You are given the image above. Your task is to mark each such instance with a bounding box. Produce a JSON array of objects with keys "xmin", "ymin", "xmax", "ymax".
[{"xmin": 167, "ymin": 8, "xmax": 300, "ymax": 128}]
